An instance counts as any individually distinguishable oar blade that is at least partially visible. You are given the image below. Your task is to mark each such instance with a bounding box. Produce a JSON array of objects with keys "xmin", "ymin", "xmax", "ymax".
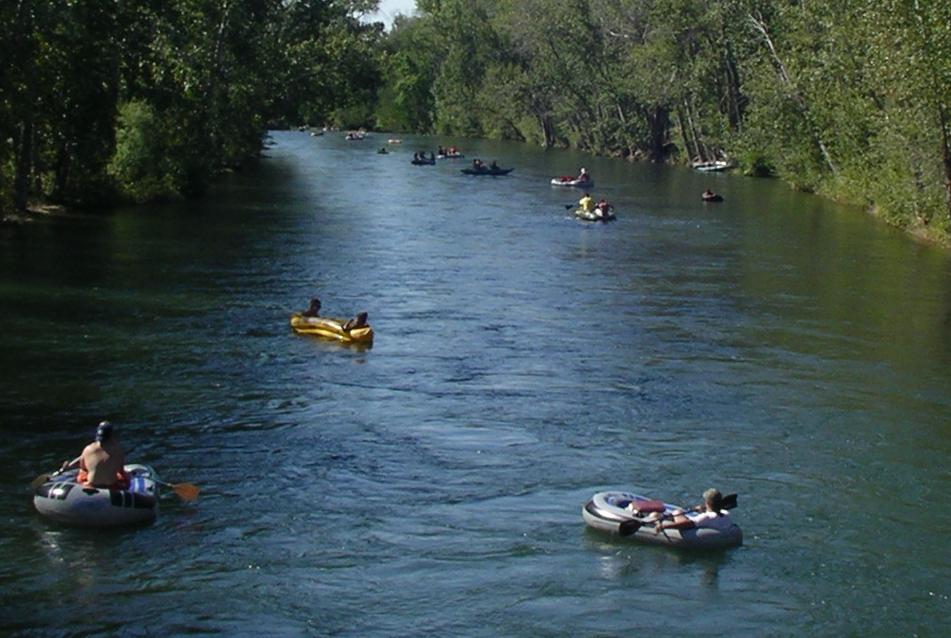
[
  {"xmin": 721, "ymin": 493, "xmax": 738, "ymax": 510},
  {"xmin": 172, "ymin": 482, "xmax": 200, "ymax": 501},
  {"xmin": 30, "ymin": 473, "xmax": 52, "ymax": 489},
  {"xmin": 618, "ymin": 518, "xmax": 644, "ymax": 537}
]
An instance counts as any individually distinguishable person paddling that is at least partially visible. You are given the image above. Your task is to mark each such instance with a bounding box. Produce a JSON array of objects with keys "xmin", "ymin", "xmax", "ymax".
[{"xmin": 61, "ymin": 421, "xmax": 129, "ymax": 489}]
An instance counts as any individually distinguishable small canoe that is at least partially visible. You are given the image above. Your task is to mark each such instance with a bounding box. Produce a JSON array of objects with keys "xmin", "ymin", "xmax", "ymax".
[
  {"xmin": 290, "ymin": 314, "xmax": 374, "ymax": 344},
  {"xmin": 582, "ymin": 491, "xmax": 742, "ymax": 550},
  {"xmin": 551, "ymin": 177, "xmax": 594, "ymax": 188},
  {"xmin": 460, "ymin": 168, "xmax": 513, "ymax": 176},
  {"xmin": 34, "ymin": 464, "xmax": 159, "ymax": 527}
]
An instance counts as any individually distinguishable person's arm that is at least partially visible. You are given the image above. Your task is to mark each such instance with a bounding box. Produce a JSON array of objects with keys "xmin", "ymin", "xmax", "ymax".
[{"xmin": 654, "ymin": 513, "xmax": 696, "ymax": 533}]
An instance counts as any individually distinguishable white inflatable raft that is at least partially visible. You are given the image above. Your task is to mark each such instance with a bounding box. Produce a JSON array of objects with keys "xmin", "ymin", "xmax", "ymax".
[
  {"xmin": 582, "ymin": 491, "xmax": 742, "ymax": 550},
  {"xmin": 573, "ymin": 207, "xmax": 616, "ymax": 222},
  {"xmin": 33, "ymin": 464, "xmax": 159, "ymax": 527},
  {"xmin": 551, "ymin": 177, "xmax": 594, "ymax": 188}
]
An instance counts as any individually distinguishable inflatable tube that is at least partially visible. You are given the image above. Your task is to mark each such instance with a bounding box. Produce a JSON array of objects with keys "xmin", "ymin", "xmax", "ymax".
[
  {"xmin": 33, "ymin": 464, "xmax": 159, "ymax": 527},
  {"xmin": 551, "ymin": 177, "xmax": 595, "ymax": 188},
  {"xmin": 582, "ymin": 491, "xmax": 742, "ymax": 550},
  {"xmin": 290, "ymin": 313, "xmax": 374, "ymax": 344},
  {"xmin": 573, "ymin": 208, "xmax": 615, "ymax": 222}
]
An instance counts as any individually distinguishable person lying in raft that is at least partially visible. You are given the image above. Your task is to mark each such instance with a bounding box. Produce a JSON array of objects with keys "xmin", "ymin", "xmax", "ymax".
[
  {"xmin": 60, "ymin": 421, "xmax": 129, "ymax": 489},
  {"xmin": 301, "ymin": 298, "xmax": 321, "ymax": 317},
  {"xmin": 651, "ymin": 488, "xmax": 734, "ymax": 533},
  {"xmin": 343, "ymin": 311, "xmax": 368, "ymax": 331}
]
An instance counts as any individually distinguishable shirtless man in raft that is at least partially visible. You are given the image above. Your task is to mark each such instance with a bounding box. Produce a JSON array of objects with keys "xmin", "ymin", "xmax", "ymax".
[{"xmin": 61, "ymin": 421, "xmax": 128, "ymax": 488}]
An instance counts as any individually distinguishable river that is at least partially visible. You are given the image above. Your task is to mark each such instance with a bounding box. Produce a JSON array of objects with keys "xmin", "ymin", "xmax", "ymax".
[{"xmin": 0, "ymin": 130, "xmax": 948, "ymax": 636}]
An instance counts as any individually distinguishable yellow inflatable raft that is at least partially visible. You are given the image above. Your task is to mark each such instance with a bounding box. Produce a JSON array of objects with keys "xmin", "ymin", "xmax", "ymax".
[{"xmin": 290, "ymin": 314, "xmax": 374, "ymax": 344}]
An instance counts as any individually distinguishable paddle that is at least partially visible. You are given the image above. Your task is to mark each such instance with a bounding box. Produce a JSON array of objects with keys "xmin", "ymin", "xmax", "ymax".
[
  {"xmin": 618, "ymin": 493, "xmax": 738, "ymax": 537},
  {"xmin": 30, "ymin": 470, "xmax": 199, "ymax": 502},
  {"xmin": 156, "ymin": 479, "xmax": 200, "ymax": 502},
  {"xmin": 30, "ymin": 472, "xmax": 55, "ymax": 489}
]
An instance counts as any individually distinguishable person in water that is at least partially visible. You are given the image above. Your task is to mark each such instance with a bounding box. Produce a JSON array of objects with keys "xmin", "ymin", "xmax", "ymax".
[
  {"xmin": 579, "ymin": 192, "xmax": 596, "ymax": 213},
  {"xmin": 343, "ymin": 311, "xmax": 368, "ymax": 331},
  {"xmin": 61, "ymin": 421, "xmax": 129, "ymax": 489},
  {"xmin": 301, "ymin": 298, "xmax": 321, "ymax": 317},
  {"xmin": 653, "ymin": 488, "xmax": 733, "ymax": 533}
]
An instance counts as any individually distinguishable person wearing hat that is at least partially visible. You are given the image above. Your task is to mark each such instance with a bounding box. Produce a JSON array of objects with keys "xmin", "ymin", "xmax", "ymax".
[
  {"xmin": 60, "ymin": 421, "xmax": 129, "ymax": 489},
  {"xmin": 652, "ymin": 488, "xmax": 733, "ymax": 534}
]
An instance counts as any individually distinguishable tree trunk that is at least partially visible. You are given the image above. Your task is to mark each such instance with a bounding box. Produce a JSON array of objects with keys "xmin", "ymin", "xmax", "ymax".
[
  {"xmin": 749, "ymin": 12, "xmax": 838, "ymax": 176},
  {"xmin": 723, "ymin": 40, "xmax": 743, "ymax": 131},
  {"xmin": 941, "ymin": 105, "xmax": 951, "ymax": 226},
  {"xmin": 13, "ymin": 119, "xmax": 33, "ymax": 211},
  {"xmin": 683, "ymin": 98, "xmax": 704, "ymax": 162},
  {"xmin": 646, "ymin": 106, "xmax": 669, "ymax": 162},
  {"xmin": 676, "ymin": 108, "xmax": 694, "ymax": 162}
]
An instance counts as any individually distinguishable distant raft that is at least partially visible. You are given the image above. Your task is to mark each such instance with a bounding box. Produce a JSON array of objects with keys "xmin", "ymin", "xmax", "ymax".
[
  {"xmin": 573, "ymin": 208, "xmax": 616, "ymax": 222},
  {"xmin": 550, "ymin": 177, "xmax": 595, "ymax": 188},
  {"xmin": 33, "ymin": 464, "xmax": 159, "ymax": 527},
  {"xmin": 290, "ymin": 314, "xmax": 374, "ymax": 344},
  {"xmin": 582, "ymin": 491, "xmax": 742, "ymax": 550}
]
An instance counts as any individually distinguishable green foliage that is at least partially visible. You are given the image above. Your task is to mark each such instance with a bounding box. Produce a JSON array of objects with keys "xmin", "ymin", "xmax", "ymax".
[
  {"xmin": 108, "ymin": 101, "xmax": 180, "ymax": 202},
  {"xmin": 1, "ymin": 0, "xmax": 385, "ymax": 209},
  {"xmin": 370, "ymin": 0, "xmax": 950, "ymax": 239}
]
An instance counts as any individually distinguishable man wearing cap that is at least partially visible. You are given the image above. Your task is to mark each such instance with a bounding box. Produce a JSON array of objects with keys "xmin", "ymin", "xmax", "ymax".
[
  {"xmin": 61, "ymin": 421, "xmax": 129, "ymax": 489},
  {"xmin": 653, "ymin": 488, "xmax": 733, "ymax": 533}
]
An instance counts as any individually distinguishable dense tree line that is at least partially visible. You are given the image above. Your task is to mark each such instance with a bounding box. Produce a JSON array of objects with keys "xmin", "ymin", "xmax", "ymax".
[
  {"xmin": 374, "ymin": 0, "xmax": 951, "ymax": 239},
  {"xmin": 4, "ymin": 1, "xmax": 949, "ymax": 243},
  {"xmin": 0, "ymin": 0, "xmax": 382, "ymax": 210}
]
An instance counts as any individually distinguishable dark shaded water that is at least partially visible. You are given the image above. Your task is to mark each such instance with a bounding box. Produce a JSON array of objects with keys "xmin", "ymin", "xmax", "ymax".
[{"xmin": 1, "ymin": 131, "xmax": 948, "ymax": 636}]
